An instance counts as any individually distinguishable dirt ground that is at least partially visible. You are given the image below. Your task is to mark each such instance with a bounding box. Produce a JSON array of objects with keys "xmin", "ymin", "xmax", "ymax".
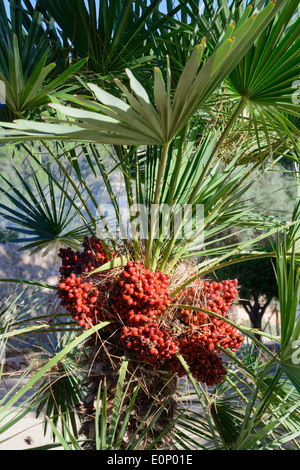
[{"xmin": 0, "ymin": 376, "xmax": 63, "ymax": 450}]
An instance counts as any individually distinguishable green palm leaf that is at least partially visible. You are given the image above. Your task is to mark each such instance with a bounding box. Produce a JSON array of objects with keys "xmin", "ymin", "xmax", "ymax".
[
  {"xmin": 274, "ymin": 238, "xmax": 300, "ymax": 392},
  {"xmin": 35, "ymin": 331, "xmax": 85, "ymax": 442},
  {"xmin": 0, "ymin": 0, "xmax": 75, "ymax": 121},
  {"xmin": 38, "ymin": 0, "xmax": 162, "ymax": 75},
  {"xmin": 0, "ymin": 162, "xmax": 89, "ymax": 254},
  {"xmin": 0, "ymin": 0, "xmax": 288, "ymax": 144},
  {"xmin": 226, "ymin": 0, "xmax": 300, "ymax": 156},
  {"xmin": 0, "ymin": 34, "xmax": 87, "ymax": 120}
]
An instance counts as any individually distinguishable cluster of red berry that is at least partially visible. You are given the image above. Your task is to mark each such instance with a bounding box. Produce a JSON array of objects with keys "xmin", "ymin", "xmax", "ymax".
[
  {"xmin": 113, "ymin": 260, "xmax": 179, "ymax": 365},
  {"xmin": 177, "ymin": 279, "xmax": 243, "ymax": 351},
  {"xmin": 170, "ymin": 332, "xmax": 227, "ymax": 385},
  {"xmin": 179, "ymin": 280, "xmax": 238, "ymax": 318},
  {"xmin": 167, "ymin": 278, "xmax": 243, "ymax": 383},
  {"xmin": 111, "ymin": 260, "xmax": 171, "ymax": 323},
  {"xmin": 121, "ymin": 323, "xmax": 178, "ymax": 366},
  {"xmin": 58, "ymin": 236, "xmax": 112, "ymax": 277},
  {"xmin": 57, "ymin": 237, "xmax": 243, "ymax": 386},
  {"xmin": 57, "ymin": 237, "xmax": 114, "ymax": 328}
]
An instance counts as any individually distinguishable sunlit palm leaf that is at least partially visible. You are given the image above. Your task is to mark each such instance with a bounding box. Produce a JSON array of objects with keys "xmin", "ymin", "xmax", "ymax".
[
  {"xmin": 0, "ymin": 0, "xmax": 75, "ymax": 121},
  {"xmin": 0, "ymin": 0, "xmax": 287, "ymax": 144},
  {"xmin": 0, "ymin": 163, "xmax": 89, "ymax": 254},
  {"xmin": 0, "ymin": 33, "xmax": 87, "ymax": 120},
  {"xmin": 38, "ymin": 0, "xmax": 162, "ymax": 75},
  {"xmin": 226, "ymin": 0, "xmax": 300, "ymax": 156},
  {"xmin": 274, "ymin": 237, "xmax": 300, "ymax": 392}
]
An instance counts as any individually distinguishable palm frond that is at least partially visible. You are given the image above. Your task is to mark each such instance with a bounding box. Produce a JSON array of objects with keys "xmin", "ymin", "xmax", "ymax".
[
  {"xmin": 0, "ymin": 0, "xmax": 288, "ymax": 144},
  {"xmin": 226, "ymin": 0, "xmax": 300, "ymax": 157},
  {"xmin": 38, "ymin": 0, "xmax": 162, "ymax": 75},
  {"xmin": 0, "ymin": 161, "xmax": 89, "ymax": 255}
]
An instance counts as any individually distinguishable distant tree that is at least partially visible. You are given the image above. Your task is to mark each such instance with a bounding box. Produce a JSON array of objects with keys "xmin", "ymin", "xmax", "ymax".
[
  {"xmin": 216, "ymin": 247, "xmax": 278, "ymax": 332},
  {"xmin": 213, "ymin": 166, "xmax": 297, "ymax": 335}
]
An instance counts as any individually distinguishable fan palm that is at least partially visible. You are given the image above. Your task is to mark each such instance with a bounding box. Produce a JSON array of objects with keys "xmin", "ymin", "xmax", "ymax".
[
  {"xmin": 0, "ymin": 159, "xmax": 92, "ymax": 254},
  {"xmin": 37, "ymin": 0, "xmax": 169, "ymax": 78},
  {"xmin": 176, "ymin": 340, "xmax": 300, "ymax": 450},
  {"xmin": 0, "ymin": 0, "xmax": 299, "ymax": 450},
  {"xmin": 226, "ymin": 0, "xmax": 300, "ymax": 158},
  {"xmin": 0, "ymin": 0, "xmax": 87, "ymax": 121}
]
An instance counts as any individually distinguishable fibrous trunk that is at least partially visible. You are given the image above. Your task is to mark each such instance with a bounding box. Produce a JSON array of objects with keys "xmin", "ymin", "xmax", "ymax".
[{"xmin": 78, "ymin": 331, "xmax": 178, "ymax": 450}]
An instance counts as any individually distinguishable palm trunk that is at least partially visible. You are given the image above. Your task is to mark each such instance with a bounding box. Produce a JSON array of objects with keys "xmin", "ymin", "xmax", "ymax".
[{"xmin": 78, "ymin": 331, "xmax": 178, "ymax": 450}]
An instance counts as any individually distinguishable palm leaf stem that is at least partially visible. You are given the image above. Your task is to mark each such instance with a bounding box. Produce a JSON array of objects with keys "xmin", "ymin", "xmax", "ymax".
[
  {"xmin": 170, "ymin": 231, "xmax": 282, "ymax": 296},
  {"xmin": 151, "ymin": 124, "xmax": 189, "ymax": 272},
  {"xmin": 166, "ymin": 179, "xmax": 260, "ymax": 273},
  {"xmin": 89, "ymin": 144, "xmax": 130, "ymax": 254},
  {"xmin": 20, "ymin": 143, "xmax": 93, "ymax": 233},
  {"xmin": 117, "ymin": 146, "xmax": 140, "ymax": 258},
  {"xmin": 0, "ymin": 321, "xmax": 113, "ymax": 417},
  {"xmin": 41, "ymin": 141, "xmax": 114, "ymax": 258},
  {"xmin": 233, "ymin": 366, "xmax": 282, "ymax": 449},
  {"xmin": 189, "ymin": 98, "xmax": 248, "ymax": 206},
  {"xmin": 145, "ymin": 141, "xmax": 170, "ymax": 268},
  {"xmin": 41, "ymin": 141, "xmax": 95, "ymax": 235},
  {"xmin": 159, "ymin": 98, "xmax": 247, "ymax": 272},
  {"xmin": 176, "ymin": 352, "xmax": 221, "ymax": 448},
  {"xmin": 0, "ymin": 278, "xmax": 57, "ymax": 290}
]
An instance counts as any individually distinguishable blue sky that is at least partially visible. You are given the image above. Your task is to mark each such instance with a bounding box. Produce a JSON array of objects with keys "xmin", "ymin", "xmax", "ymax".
[{"xmin": 2, "ymin": 0, "xmax": 173, "ymax": 15}]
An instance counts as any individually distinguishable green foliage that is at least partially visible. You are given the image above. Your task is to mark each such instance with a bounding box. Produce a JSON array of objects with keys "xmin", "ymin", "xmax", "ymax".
[
  {"xmin": 0, "ymin": 0, "xmax": 84, "ymax": 121},
  {"xmin": 0, "ymin": 160, "xmax": 89, "ymax": 254},
  {"xmin": 226, "ymin": 0, "xmax": 300, "ymax": 158},
  {"xmin": 0, "ymin": 33, "xmax": 87, "ymax": 121},
  {"xmin": 164, "ymin": 342, "xmax": 300, "ymax": 450},
  {"xmin": 0, "ymin": 321, "xmax": 111, "ymax": 427},
  {"xmin": 275, "ymin": 237, "xmax": 300, "ymax": 392},
  {"xmin": 0, "ymin": 1, "xmax": 290, "ymax": 145},
  {"xmin": 0, "ymin": 0, "xmax": 299, "ymax": 451},
  {"xmin": 0, "ymin": 0, "xmax": 65, "ymax": 82},
  {"xmin": 216, "ymin": 245, "xmax": 278, "ymax": 329},
  {"xmin": 35, "ymin": 331, "xmax": 85, "ymax": 442},
  {"xmin": 38, "ymin": 0, "xmax": 163, "ymax": 76}
]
